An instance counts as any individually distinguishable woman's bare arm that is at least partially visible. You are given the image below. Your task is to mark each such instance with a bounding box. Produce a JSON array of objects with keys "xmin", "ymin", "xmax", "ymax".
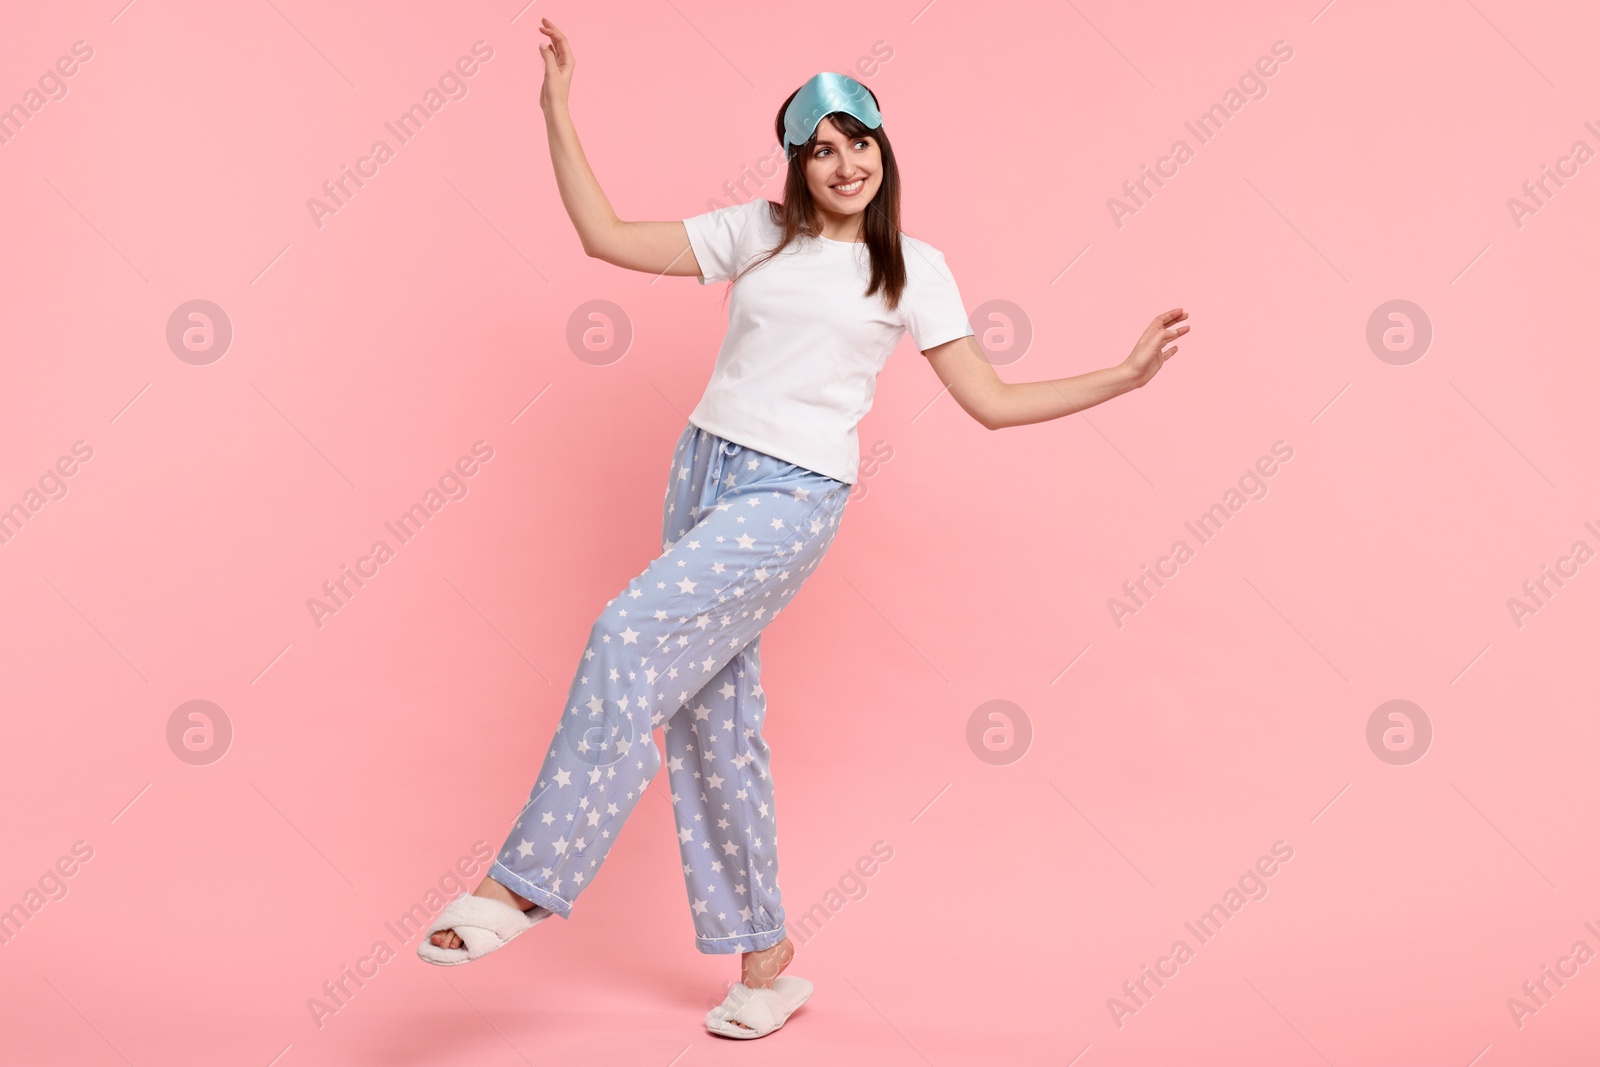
[
  {"xmin": 921, "ymin": 309, "xmax": 1189, "ymax": 430},
  {"xmin": 538, "ymin": 19, "xmax": 701, "ymax": 278}
]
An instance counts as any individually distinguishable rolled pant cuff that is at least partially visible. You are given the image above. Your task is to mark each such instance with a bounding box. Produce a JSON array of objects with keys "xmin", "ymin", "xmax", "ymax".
[
  {"xmin": 697, "ymin": 924, "xmax": 787, "ymax": 955},
  {"xmin": 488, "ymin": 861, "xmax": 573, "ymax": 919}
]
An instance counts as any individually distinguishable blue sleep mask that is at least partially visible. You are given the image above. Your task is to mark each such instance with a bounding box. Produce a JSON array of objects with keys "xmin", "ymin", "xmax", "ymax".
[{"xmin": 781, "ymin": 72, "xmax": 883, "ymax": 160}]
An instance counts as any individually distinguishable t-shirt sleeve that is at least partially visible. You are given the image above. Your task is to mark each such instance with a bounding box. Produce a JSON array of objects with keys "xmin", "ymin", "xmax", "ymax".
[
  {"xmin": 682, "ymin": 199, "xmax": 766, "ymax": 285},
  {"xmin": 903, "ymin": 248, "xmax": 975, "ymax": 352}
]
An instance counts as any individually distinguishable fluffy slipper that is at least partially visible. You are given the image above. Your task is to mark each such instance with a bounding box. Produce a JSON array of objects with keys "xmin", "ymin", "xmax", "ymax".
[
  {"xmin": 415, "ymin": 891, "xmax": 551, "ymax": 966},
  {"xmin": 706, "ymin": 975, "xmax": 814, "ymax": 1039}
]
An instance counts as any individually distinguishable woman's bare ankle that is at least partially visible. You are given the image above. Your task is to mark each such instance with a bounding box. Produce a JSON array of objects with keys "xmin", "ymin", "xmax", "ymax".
[
  {"xmin": 473, "ymin": 875, "xmax": 534, "ymax": 911},
  {"xmin": 741, "ymin": 937, "xmax": 794, "ymax": 990}
]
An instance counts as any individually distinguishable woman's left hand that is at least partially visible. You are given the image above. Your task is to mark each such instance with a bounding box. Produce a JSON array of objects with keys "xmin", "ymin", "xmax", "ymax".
[{"xmin": 1122, "ymin": 308, "xmax": 1189, "ymax": 388}]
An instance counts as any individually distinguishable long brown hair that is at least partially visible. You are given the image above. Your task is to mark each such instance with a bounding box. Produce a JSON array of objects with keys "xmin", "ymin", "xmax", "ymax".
[{"xmin": 723, "ymin": 83, "xmax": 908, "ymax": 310}]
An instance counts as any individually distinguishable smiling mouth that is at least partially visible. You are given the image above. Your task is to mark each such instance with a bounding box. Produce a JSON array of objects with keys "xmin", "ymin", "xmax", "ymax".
[{"xmin": 832, "ymin": 178, "xmax": 866, "ymax": 195}]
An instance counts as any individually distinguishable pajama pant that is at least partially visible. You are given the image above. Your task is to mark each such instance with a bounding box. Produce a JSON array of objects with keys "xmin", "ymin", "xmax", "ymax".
[{"xmin": 487, "ymin": 420, "xmax": 851, "ymax": 954}]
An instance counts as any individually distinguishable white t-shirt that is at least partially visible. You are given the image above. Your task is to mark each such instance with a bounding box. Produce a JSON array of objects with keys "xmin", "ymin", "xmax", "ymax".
[{"xmin": 681, "ymin": 198, "xmax": 974, "ymax": 484}]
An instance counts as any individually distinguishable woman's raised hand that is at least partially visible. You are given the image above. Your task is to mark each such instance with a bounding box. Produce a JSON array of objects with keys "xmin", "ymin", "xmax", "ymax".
[
  {"xmin": 538, "ymin": 18, "xmax": 575, "ymax": 114},
  {"xmin": 1122, "ymin": 308, "xmax": 1189, "ymax": 388}
]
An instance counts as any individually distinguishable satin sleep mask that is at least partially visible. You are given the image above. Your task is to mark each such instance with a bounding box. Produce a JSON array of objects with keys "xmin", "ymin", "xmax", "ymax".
[{"xmin": 781, "ymin": 72, "xmax": 883, "ymax": 160}]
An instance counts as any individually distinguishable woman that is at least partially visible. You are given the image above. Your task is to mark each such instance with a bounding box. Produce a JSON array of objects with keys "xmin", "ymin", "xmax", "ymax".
[{"xmin": 417, "ymin": 17, "xmax": 1189, "ymax": 1040}]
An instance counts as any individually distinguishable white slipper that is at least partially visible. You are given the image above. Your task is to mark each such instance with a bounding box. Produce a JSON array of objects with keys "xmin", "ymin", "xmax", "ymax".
[
  {"xmin": 705, "ymin": 975, "xmax": 813, "ymax": 1039},
  {"xmin": 415, "ymin": 891, "xmax": 552, "ymax": 966}
]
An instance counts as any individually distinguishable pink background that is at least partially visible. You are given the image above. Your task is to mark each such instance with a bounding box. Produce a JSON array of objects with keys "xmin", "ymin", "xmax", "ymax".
[{"xmin": 3, "ymin": 1, "xmax": 1598, "ymax": 1063}]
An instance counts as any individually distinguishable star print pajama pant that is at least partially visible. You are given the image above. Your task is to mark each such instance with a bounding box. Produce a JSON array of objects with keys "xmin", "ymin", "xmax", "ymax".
[{"xmin": 487, "ymin": 420, "xmax": 851, "ymax": 954}]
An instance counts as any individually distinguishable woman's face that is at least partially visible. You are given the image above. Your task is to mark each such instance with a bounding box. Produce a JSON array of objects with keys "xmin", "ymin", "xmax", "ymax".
[{"xmin": 802, "ymin": 116, "xmax": 882, "ymax": 223}]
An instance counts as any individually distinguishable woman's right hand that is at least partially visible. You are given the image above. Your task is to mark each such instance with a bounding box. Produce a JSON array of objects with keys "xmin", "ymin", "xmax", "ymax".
[{"xmin": 538, "ymin": 17, "xmax": 575, "ymax": 114}]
